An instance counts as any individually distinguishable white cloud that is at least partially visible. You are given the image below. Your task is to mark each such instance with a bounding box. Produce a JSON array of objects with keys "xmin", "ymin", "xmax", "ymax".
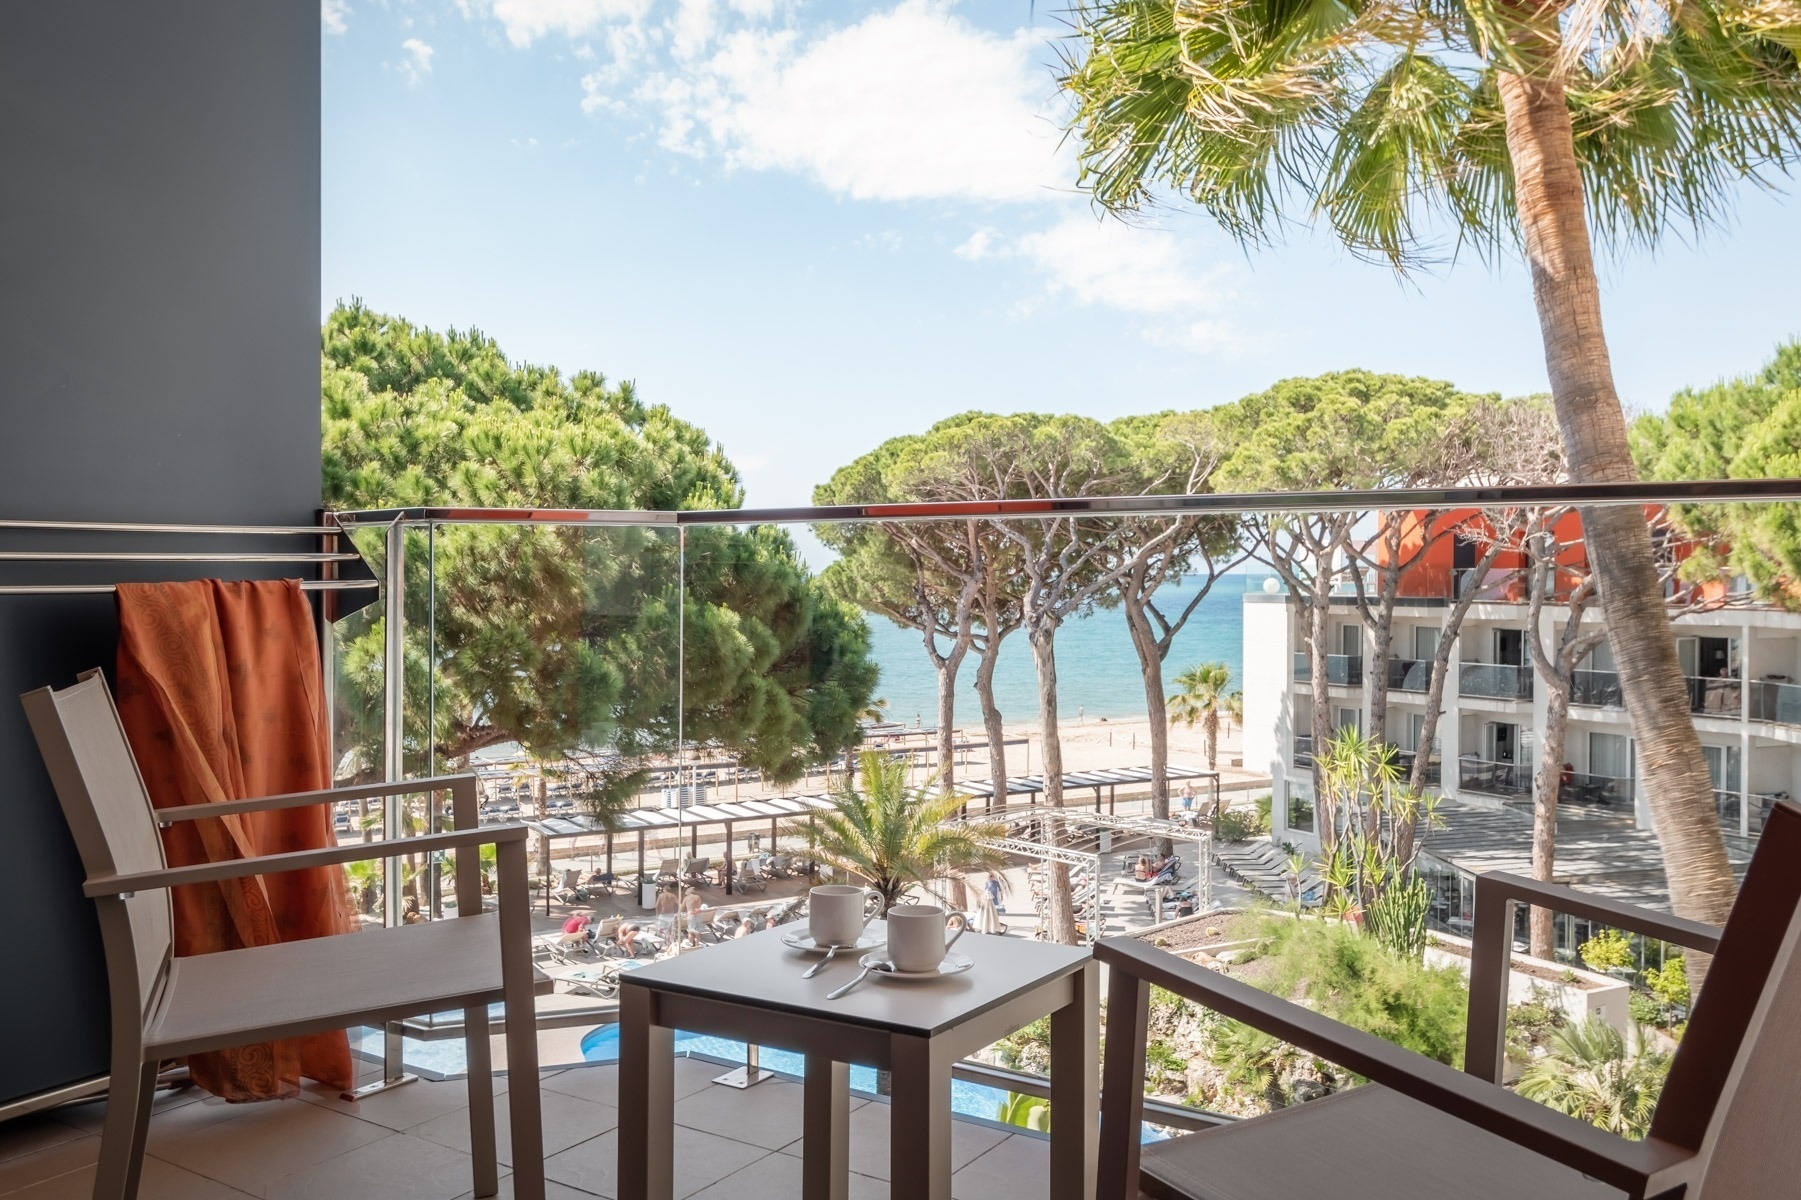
[
  {"xmin": 472, "ymin": 0, "xmax": 654, "ymax": 49},
  {"xmin": 663, "ymin": 2, "xmax": 1067, "ymax": 203},
  {"xmin": 671, "ymin": 0, "xmax": 718, "ymax": 61},
  {"xmin": 400, "ymin": 38, "xmax": 435, "ymax": 85},
  {"xmin": 978, "ymin": 215, "xmax": 1242, "ymax": 352},
  {"xmin": 321, "ymin": 0, "xmax": 351, "ymax": 35}
]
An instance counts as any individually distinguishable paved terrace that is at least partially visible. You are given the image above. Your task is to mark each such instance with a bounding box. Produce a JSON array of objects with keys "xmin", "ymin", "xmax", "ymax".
[{"xmin": 0, "ymin": 1059, "xmax": 1054, "ymax": 1200}]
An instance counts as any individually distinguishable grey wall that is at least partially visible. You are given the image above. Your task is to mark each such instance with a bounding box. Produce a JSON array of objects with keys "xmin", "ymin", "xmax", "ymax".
[{"xmin": 0, "ymin": 1, "xmax": 322, "ymax": 1105}]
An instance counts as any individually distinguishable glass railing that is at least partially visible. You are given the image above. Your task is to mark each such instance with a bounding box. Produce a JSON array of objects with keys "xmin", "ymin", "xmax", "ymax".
[
  {"xmin": 1685, "ymin": 675, "xmax": 1742, "ymax": 716},
  {"xmin": 1749, "ymin": 679, "xmax": 1801, "ymax": 727},
  {"xmin": 1294, "ymin": 652, "xmax": 1363, "ymax": 685},
  {"xmin": 1456, "ymin": 757, "xmax": 1532, "ymax": 797},
  {"xmin": 1391, "ymin": 748, "xmax": 1441, "ymax": 786},
  {"xmin": 319, "ymin": 480, "xmax": 1801, "ymax": 1133},
  {"xmin": 1560, "ymin": 771, "xmax": 1633, "ymax": 808},
  {"xmin": 1458, "ymin": 663, "xmax": 1534, "ymax": 700},
  {"xmin": 1570, "ymin": 668, "xmax": 1624, "ymax": 709},
  {"xmin": 1386, "ymin": 657, "xmax": 1432, "ymax": 692}
]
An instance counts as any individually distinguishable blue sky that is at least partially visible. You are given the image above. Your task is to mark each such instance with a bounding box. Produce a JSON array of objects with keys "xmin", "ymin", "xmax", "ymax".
[{"xmin": 322, "ymin": 0, "xmax": 1801, "ymax": 555}]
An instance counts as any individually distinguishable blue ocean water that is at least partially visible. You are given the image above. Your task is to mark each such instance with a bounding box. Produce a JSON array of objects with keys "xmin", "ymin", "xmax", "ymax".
[{"xmin": 862, "ymin": 575, "xmax": 1247, "ymax": 728}]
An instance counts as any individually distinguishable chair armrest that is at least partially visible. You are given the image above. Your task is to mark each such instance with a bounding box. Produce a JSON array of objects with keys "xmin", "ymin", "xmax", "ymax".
[
  {"xmin": 1095, "ymin": 937, "xmax": 1695, "ymax": 1199},
  {"xmin": 85, "ymin": 824, "xmax": 528, "ymax": 897},
  {"xmin": 1465, "ymin": 872, "xmax": 1720, "ymax": 1086},
  {"xmin": 153, "ymin": 774, "xmax": 482, "ymax": 828}
]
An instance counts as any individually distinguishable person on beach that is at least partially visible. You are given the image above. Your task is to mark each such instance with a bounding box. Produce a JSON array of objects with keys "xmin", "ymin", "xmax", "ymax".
[
  {"xmin": 1181, "ymin": 781, "xmax": 1195, "ymax": 813},
  {"xmin": 618, "ymin": 921, "xmax": 645, "ymax": 957},
  {"xmin": 736, "ymin": 914, "xmax": 756, "ymax": 938},
  {"xmin": 680, "ymin": 887, "xmax": 705, "ymax": 946},
  {"xmin": 562, "ymin": 911, "xmax": 594, "ymax": 942},
  {"xmin": 655, "ymin": 884, "xmax": 678, "ymax": 943}
]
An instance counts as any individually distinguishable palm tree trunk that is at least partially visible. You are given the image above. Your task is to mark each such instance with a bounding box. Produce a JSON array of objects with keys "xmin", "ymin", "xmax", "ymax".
[
  {"xmin": 1498, "ymin": 68, "xmax": 1737, "ymax": 976},
  {"xmin": 1030, "ymin": 625, "xmax": 1077, "ymax": 945},
  {"xmin": 1124, "ymin": 590, "xmax": 1175, "ymax": 857},
  {"xmin": 975, "ymin": 634, "xmax": 1008, "ymax": 814}
]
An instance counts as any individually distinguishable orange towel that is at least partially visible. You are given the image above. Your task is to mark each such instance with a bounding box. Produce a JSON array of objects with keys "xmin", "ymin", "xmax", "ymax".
[{"xmin": 115, "ymin": 579, "xmax": 353, "ymax": 1100}]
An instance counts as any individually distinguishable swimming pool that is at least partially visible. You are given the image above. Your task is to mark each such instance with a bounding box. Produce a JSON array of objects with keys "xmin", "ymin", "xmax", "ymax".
[{"xmin": 578, "ymin": 1024, "xmax": 1012, "ymax": 1122}]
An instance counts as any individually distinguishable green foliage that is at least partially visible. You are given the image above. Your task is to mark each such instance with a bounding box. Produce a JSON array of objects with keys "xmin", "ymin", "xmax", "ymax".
[
  {"xmin": 1644, "ymin": 956, "xmax": 1690, "ymax": 1012},
  {"xmin": 322, "ymin": 302, "xmax": 876, "ymax": 781},
  {"xmin": 1208, "ymin": 1021, "xmax": 1301, "ymax": 1111},
  {"xmin": 1060, "ymin": 0, "xmax": 1801, "ymax": 272},
  {"xmin": 996, "ymin": 1091, "xmax": 1051, "ymax": 1132},
  {"xmin": 1144, "ymin": 1039, "xmax": 1186, "ymax": 1087},
  {"xmin": 1258, "ymin": 918, "xmax": 1468, "ymax": 1068},
  {"xmin": 1628, "ymin": 991, "xmax": 1662, "ymax": 1026},
  {"xmin": 1213, "ymin": 805, "xmax": 1268, "ymax": 843},
  {"xmin": 800, "ymin": 753, "xmax": 1006, "ymax": 910},
  {"xmin": 1364, "ymin": 877, "xmax": 1431, "ymax": 962},
  {"xmin": 1309, "ymin": 728, "xmax": 1442, "ymax": 919},
  {"xmin": 1506, "ymin": 990, "xmax": 1568, "ymax": 1065},
  {"xmin": 1633, "ymin": 340, "xmax": 1801, "ymax": 605},
  {"xmin": 1167, "ymin": 662, "xmax": 1242, "ymax": 772},
  {"xmin": 1579, "ymin": 929, "xmax": 1635, "ymax": 974},
  {"xmin": 1518, "ymin": 1021, "xmax": 1670, "ymax": 1139}
]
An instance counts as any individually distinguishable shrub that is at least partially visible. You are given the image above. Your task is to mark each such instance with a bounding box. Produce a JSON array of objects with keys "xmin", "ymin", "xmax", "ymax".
[
  {"xmin": 1579, "ymin": 928, "xmax": 1634, "ymax": 973},
  {"xmin": 1627, "ymin": 991, "xmax": 1662, "ymax": 1026},
  {"xmin": 1506, "ymin": 989, "xmax": 1568, "ymax": 1064},
  {"xmin": 1644, "ymin": 956, "xmax": 1690, "ymax": 1013}
]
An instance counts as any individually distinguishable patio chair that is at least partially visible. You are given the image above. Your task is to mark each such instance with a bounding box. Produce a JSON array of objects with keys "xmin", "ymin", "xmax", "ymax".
[
  {"xmin": 23, "ymin": 672, "xmax": 546, "ymax": 1200},
  {"xmin": 654, "ymin": 857, "xmax": 682, "ymax": 883},
  {"xmin": 1095, "ymin": 798, "xmax": 1801, "ymax": 1200}
]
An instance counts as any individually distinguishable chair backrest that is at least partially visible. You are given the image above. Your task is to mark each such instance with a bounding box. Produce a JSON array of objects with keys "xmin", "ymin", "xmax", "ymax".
[
  {"xmin": 1651, "ymin": 800, "xmax": 1801, "ymax": 1194},
  {"xmin": 21, "ymin": 671, "xmax": 173, "ymax": 1021}
]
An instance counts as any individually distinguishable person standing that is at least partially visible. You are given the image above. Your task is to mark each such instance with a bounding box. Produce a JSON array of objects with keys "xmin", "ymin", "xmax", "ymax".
[
  {"xmin": 1181, "ymin": 780, "xmax": 1196, "ymax": 815},
  {"xmin": 655, "ymin": 884, "xmax": 678, "ymax": 946}
]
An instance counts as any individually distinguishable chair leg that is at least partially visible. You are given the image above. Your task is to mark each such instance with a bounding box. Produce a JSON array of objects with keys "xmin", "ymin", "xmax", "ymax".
[
  {"xmin": 93, "ymin": 1060, "xmax": 157, "ymax": 1200},
  {"xmin": 502, "ymin": 973, "xmax": 545, "ymax": 1200},
  {"xmin": 465, "ymin": 1005, "xmax": 500, "ymax": 1198}
]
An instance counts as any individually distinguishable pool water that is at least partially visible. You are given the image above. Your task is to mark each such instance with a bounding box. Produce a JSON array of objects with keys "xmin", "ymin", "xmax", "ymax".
[{"xmin": 578, "ymin": 1024, "xmax": 1011, "ymax": 1122}]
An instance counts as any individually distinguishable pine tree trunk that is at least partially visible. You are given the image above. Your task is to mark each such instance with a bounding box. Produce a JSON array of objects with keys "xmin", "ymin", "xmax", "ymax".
[
  {"xmin": 935, "ymin": 640, "xmax": 969, "ymax": 796},
  {"xmin": 1031, "ymin": 626, "xmax": 1077, "ymax": 944},
  {"xmin": 975, "ymin": 635, "xmax": 1008, "ymax": 814},
  {"xmin": 1498, "ymin": 68, "xmax": 1737, "ymax": 978},
  {"xmin": 1532, "ymin": 680, "xmax": 1571, "ymax": 960},
  {"xmin": 1125, "ymin": 590, "xmax": 1175, "ymax": 857},
  {"xmin": 1309, "ymin": 587, "xmax": 1335, "ymax": 848}
]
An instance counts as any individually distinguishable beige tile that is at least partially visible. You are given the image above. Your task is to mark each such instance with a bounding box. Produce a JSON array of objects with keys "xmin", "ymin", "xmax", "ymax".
[
  {"xmin": 541, "ymin": 1058, "xmax": 717, "ymax": 1107},
  {"xmin": 261, "ymin": 1132, "xmax": 477, "ymax": 1200},
  {"xmin": 680, "ymin": 1149, "xmax": 890, "ymax": 1200},
  {"xmin": 145, "ymin": 1096, "xmax": 390, "ymax": 1193},
  {"xmin": 48, "ymin": 1085, "xmax": 204, "ymax": 1135},
  {"xmin": 450, "ymin": 1175, "xmax": 601, "ymax": 1199},
  {"xmin": 0, "ymin": 1117, "xmax": 86, "ymax": 1167},
  {"xmin": 545, "ymin": 1125, "xmax": 769, "ymax": 1200},
  {"xmin": 0, "ymin": 1154, "xmax": 257, "ymax": 1200},
  {"xmin": 298, "ymin": 1075, "xmax": 508, "ymax": 1132},
  {"xmin": 411, "ymin": 1088, "xmax": 617, "ymax": 1165},
  {"xmin": 0, "ymin": 1136, "xmax": 97, "ymax": 1194},
  {"xmin": 949, "ymin": 1134, "xmax": 1049, "ymax": 1200},
  {"xmin": 778, "ymin": 1099, "xmax": 1009, "ymax": 1180}
]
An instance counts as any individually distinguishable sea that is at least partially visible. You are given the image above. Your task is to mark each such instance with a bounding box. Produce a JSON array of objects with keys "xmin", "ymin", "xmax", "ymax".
[{"xmin": 861, "ymin": 574, "xmax": 1247, "ymax": 729}]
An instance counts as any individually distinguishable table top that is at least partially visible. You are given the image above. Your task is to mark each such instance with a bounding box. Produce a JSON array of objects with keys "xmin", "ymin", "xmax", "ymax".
[{"xmin": 620, "ymin": 922, "xmax": 1090, "ymax": 1037}]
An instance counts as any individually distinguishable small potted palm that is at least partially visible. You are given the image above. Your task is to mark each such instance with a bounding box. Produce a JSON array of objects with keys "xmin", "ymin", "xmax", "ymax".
[{"xmin": 800, "ymin": 751, "xmax": 1006, "ymax": 912}]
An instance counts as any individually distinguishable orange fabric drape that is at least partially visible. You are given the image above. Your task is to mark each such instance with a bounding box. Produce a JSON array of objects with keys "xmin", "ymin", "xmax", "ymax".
[{"xmin": 115, "ymin": 579, "xmax": 353, "ymax": 1100}]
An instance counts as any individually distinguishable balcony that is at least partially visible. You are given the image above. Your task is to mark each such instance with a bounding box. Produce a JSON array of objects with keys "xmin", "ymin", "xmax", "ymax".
[
  {"xmin": 1570, "ymin": 668, "xmax": 1624, "ymax": 709},
  {"xmin": 1559, "ymin": 771, "xmax": 1633, "ymax": 808},
  {"xmin": 1386, "ymin": 657, "xmax": 1432, "ymax": 692},
  {"xmin": 1392, "ymin": 747, "xmax": 1441, "ymax": 786},
  {"xmin": 1458, "ymin": 663, "xmax": 1533, "ymax": 701},
  {"xmin": 1292, "ymin": 652, "xmax": 1363, "ymax": 686},
  {"xmin": 1456, "ymin": 757, "xmax": 1532, "ymax": 797},
  {"xmin": 1750, "ymin": 679, "xmax": 1801, "ymax": 727}
]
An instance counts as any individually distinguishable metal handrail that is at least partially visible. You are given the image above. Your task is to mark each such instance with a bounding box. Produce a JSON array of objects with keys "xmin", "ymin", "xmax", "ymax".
[{"xmin": 326, "ymin": 477, "xmax": 1801, "ymax": 528}]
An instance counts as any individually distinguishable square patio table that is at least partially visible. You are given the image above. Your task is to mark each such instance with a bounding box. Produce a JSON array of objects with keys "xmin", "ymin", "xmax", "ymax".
[{"xmin": 616, "ymin": 922, "xmax": 1097, "ymax": 1200}]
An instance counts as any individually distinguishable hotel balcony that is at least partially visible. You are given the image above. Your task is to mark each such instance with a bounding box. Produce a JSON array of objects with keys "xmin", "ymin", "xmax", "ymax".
[
  {"xmin": 1457, "ymin": 663, "xmax": 1533, "ymax": 701},
  {"xmin": 1455, "ymin": 757, "xmax": 1533, "ymax": 798},
  {"xmin": 1385, "ymin": 658, "xmax": 1432, "ymax": 693},
  {"xmin": 1292, "ymin": 653, "xmax": 1363, "ymax": 686}
]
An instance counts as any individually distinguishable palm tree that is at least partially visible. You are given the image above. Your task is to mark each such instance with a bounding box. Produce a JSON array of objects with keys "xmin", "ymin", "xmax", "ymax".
[
  {"xmin": 1167, "ymin": 662, "xmax": 1242, "ymax": 773},
  {"xmin": 1061, "ymin": 0, "xmax": 1801, "ymax": 973},
  {"xmin": 801, "ymin": 751, "xmax": 1006, "ymax": 912},
  {"xmin": 1518, "ymin": 1019, "xmax": 1670, "ymax": 1139}
]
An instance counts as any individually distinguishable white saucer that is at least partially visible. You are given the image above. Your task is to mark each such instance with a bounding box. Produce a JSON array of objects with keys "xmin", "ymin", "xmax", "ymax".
[
  {"xmin": 782, "ymin": 930, "xmax": 886, "ymax": 954},
  {"xmin": 857, "ymin": 951, "xmax": 974, "ymax": 980}
]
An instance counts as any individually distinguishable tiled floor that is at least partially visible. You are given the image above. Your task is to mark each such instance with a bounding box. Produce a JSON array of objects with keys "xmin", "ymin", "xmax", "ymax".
[{"xmin": 0, "ymin": 1059, "xmax": 1049, "ymax": 1199}]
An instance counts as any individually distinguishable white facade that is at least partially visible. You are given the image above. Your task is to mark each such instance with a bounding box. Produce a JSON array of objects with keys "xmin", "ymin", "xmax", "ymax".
[{"xmin": 1247, "ymin": 589, "xmax": 1801, "ymax": 849}]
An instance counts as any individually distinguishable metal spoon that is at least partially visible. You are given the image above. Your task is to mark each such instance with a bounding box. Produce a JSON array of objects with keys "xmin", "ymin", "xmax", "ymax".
[
  {"xmin": 802, "ymin": 943, "xmax": 841, "ymax": 979},
  {"xmin": 826, "ymin": 960, "xmax": 894, "ymax": 1000}
]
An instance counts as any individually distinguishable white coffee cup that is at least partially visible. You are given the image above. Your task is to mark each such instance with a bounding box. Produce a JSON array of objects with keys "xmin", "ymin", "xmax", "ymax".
[
  {"xmin": 808, "ymin": 884, "xmax": 882, "ymax": 948},
  {"xmin": 885, "ymin": 904, "xmax": 969, "ymax": 973}
]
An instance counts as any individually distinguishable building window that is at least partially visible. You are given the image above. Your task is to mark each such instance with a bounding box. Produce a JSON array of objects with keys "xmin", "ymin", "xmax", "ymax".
[{"xmin": 1286, "ymin": 782, "xmax": 1315, "ymax": 833}]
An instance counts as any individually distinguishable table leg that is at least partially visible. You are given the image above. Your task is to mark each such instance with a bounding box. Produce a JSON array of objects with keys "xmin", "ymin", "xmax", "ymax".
[
  {"xmin": 1049, "ymin": 961, "xmax": 1099, "ymax": 1200},
  {"xmin": 888, "ymin": 1033, "xmax": 953, "ymax": 1200},
  {"xmin": 802, "ymin": 1056, "xmax": 849, "ymax": 1200},
  {"xmin": 617, "ymin": 986, "xmax": 675, "ymax": 1200}
]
